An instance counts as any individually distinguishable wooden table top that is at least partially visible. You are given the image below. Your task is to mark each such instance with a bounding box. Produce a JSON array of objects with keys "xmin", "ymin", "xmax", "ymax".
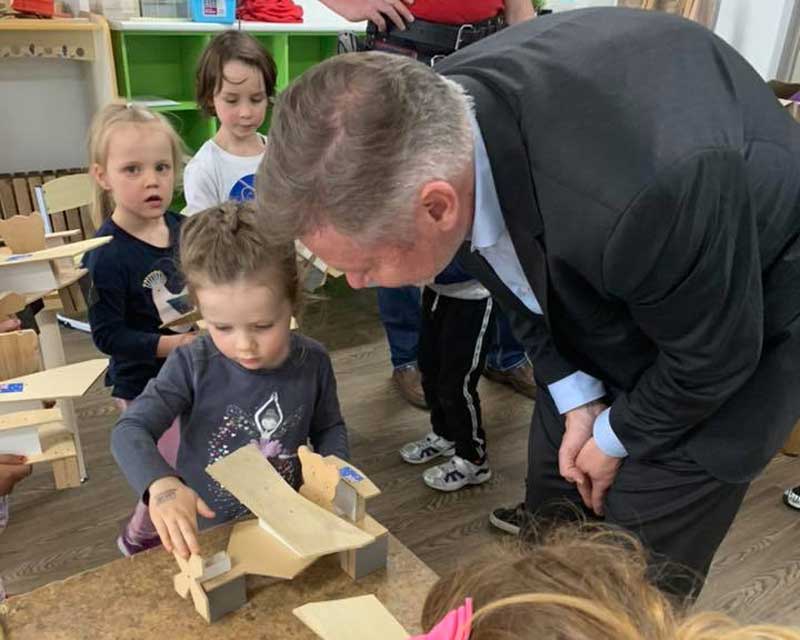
[{"xmin": 2, "ymin": 524, "xmax": 438, "ymax": 639}]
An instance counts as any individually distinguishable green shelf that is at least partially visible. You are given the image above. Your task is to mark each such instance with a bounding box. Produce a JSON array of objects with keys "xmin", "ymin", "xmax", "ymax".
[{"xmin": 111, "ymin": 28, "xmax": 342, "ymax": 158}]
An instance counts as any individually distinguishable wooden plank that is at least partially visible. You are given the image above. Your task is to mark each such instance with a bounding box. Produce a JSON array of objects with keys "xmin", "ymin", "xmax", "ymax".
[
  {"xmin": 0, "ymin": 359, "xmax": 107, "ymax": 404},
  {"xmin": 0, "ymin": 330, "xmax": 41, "ymax": 380},
  {"xmin": 40, "ymin": 174, "xmax": 92, "ymax": 215},
  {"xmin": 11, "ymin": 178, "xmax": 33, "ymax": 215},
  {"xmin": 293, "ymin": 595, "xmax": 408, "ymax": 640},
  {"xmin": 42, "ymin": 173, "xmax": 67, "ymax": 233},
  {"xmin": 0, "ymin": 237, "xmax": 110, "ymax": 267},
  {"xmin": 226, "ymin": 518, "xmax": 319, "ymax": 579},
  {"xmin": 0, "ymin": 178, "xmax": 17, "ymax": 219},
  {"xmin": 0, "ymin": 409, "xmax": 62, "ymax": 432},
  {"xmin": 206, "ymin": 444, "xmax": 374, "ymax": 559}
]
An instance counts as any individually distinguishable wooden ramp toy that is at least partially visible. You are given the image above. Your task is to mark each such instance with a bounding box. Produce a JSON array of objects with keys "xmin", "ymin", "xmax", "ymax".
[
  {"xmin": 294, "ymin": 595, "xmax": 410, "ymax": 640},
  {"xmin": 170, "ymin": 444, "xmax": 390, "ymax": 623},
  {"xmin": 206, "ymin": 444, "xmax": 374, "ymax": 559}
]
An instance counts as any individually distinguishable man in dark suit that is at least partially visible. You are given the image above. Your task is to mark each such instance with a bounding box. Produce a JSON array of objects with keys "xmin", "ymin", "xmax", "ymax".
[{"xmin": 256, "ymin": 8, "xmax": 800, "ymax": 599}]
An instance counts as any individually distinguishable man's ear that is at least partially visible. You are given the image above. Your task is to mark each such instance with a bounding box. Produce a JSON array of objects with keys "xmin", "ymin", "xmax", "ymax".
[
  {"xmin": 90, "ymin": 163, "xmax": 111, "ymax": 191},
  {"xmin": 419, "ymin": 180, "xmax": 461, "ymax": 232}
]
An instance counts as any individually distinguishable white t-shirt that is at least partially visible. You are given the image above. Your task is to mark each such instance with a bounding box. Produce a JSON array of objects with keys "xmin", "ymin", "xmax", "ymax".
[{"xmin": 182, "ymin": 134, "xmax": 266, "ymax": 215}]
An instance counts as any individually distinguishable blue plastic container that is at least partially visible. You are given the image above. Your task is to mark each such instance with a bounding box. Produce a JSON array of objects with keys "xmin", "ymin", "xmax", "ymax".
[{"xmin": 190, "ymin": 0, "xmax": 235, "ymax": 23}]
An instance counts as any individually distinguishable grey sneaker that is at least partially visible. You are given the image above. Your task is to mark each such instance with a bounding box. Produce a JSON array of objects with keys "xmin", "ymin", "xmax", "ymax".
[
  {"xmin": 399, "ymin": 432, "xmax": 455, "ymax": 465},
  {"xmin": 423, "ymin": 456, "xmax": 491, "ymax": 492}
]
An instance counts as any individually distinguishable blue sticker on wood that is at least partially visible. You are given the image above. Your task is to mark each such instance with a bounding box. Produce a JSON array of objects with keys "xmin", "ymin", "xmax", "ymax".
[
  {"xmin": 0, "ymin": 383, "xmax": 23, "ymax": 393},
  {"xmin": 340, "ymin": 467, "xmax": 363, "ymax": 483},
  {"xmin": 5, "ymin": 254, "xmax": 33, "ymax": 262}
]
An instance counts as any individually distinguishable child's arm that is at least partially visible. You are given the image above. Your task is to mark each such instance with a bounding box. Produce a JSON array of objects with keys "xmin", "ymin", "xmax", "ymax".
[
  {"xmin": 110, "ymin": 346, "xmax": 214, "ymax": 558},
  {"xmin": 309, "ymin": 353, "xmax": 350, "ymax": 460},
  {"xmin": 88, "ymin": 256, "xmax": 194, "ymax": 360},
  {"xmin": 183, "ymin": 161, "xmax": 220, "ymax": 215},
  {"xmin": 0, "ymin": 454, "xmax": 31, "ymax": 496}
]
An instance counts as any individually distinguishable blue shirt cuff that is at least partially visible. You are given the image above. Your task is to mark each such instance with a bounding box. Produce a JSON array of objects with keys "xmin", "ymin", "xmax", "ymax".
[
  {"xmin": 547, "ymin": 371, "xmax": 606, "ymax": 415},
  {"xmin": 593, "ymin": 408, "xmax": 628, "ymax": 458}
]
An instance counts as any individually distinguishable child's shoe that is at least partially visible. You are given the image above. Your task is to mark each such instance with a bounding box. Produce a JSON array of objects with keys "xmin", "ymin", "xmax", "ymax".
[
  {"xmin": 783, "ymin": 485, "xmax": 800, "ymax": 511},
  {"xmin": 116, "ymin": 532, "xmax": 161, "ymax": 557},
  {"xmin": 423, "ymin": 456, "xmax": 491, "ymax": 492},
  {"xmin": 399, "ymin": 432, "xmax": 456, "ymax": 465}
]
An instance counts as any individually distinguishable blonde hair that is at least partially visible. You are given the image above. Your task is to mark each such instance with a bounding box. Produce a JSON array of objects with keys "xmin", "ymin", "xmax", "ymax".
[
  {"xmin": 87, "ymin": 102, "xmax": 186, "ymax": 227},
  {"xmin": 422, "ymin": 526, "xmax": 800, "ymax": 640},
  {"xmin": 256, "ymin": 51, "xmax": 473, "ymax": 246},
  {"xmin": 180, "ymin": 201, "xmax": 301, "ymax": 314}
]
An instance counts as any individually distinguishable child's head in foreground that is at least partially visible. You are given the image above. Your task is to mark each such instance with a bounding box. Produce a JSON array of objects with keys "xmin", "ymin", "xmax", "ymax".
[{"xmin": 180, "ymin": 201, "xmax": 299, "ymax": 371}]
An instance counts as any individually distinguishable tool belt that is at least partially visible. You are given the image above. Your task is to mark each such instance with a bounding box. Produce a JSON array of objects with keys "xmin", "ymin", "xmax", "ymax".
[{"xmin": 365, "ymin": 14, "xmax": 506, "ymax": 63}]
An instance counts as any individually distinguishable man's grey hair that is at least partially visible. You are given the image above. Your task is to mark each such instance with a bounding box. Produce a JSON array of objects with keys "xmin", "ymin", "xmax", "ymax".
[{"xmin": 256, "ymin": 51, "xmax": 473, "ymax": 246}]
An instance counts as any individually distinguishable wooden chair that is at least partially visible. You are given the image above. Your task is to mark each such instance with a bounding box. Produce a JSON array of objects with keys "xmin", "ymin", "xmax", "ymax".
[
  {"xmin": 32, "ymin": 174, "xmax": 95, "ymax": 319},
  {"xmin": 0, "ymin": 330, "xmax": 80, "ymax": 488}
]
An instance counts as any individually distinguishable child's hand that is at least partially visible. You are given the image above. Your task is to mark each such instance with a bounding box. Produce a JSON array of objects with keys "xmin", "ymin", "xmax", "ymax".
[
  {"xmin": 148, "ymin": 476, "xmax": 216, "ymax": 559},
  {"xmin": 0, "ymin": 317, "xmax": 21, "ymax": 333},
  {"xmin": 156, "ymin": 332, "xmax": 197, "ymax": 358},
  {"xmin": 0, "ymin": 454, "xmax": 32, "ymax": 496}
]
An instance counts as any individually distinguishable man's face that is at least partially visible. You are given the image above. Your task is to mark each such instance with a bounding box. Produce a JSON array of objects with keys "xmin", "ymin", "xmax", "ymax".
[{"xmin": 301, "ymin": 181, "xmax": 473, "ymax": 289}]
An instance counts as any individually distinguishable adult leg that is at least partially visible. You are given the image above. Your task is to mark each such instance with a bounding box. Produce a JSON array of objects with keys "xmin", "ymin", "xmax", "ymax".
[
  {"xmin": 605, "ymin": 454, "xmax": 749, "ymax": 601},
  {"xmin": 484, "ymin": 307, "xmax": 537, "ymax": 399},
  {"xmin": 377, "ymin": 286, "xmax": 427, "ymax": 409}
]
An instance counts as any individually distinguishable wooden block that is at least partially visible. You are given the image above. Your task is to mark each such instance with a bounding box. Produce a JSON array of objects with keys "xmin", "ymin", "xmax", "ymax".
[
  {"xmin": 188, "ymin": 576, "xmax": 211, "ymax": 622},
  {"xmin": 0, "ymin": 215, "xmax": 46, "ymax": 254},
  {"xmin": 333, "ymin": 481, "xmax": 365, "ymax": 524},
  {"xmin": 227, "ymin": 518, "xmax": 319, "ymax": 580},
  {"xmin": 206, "ymin": 444, "xmax": 374, "ymax": 559},
  {"xmin": 174, "ymin": 572, "xmax": 191, "ymax": 599},
  {"xmin": 293, "ymin": 595, "xmax": 408, "ymax": 640},
  {"xmin": 52, "ymin": 456, "xmax": 81, "ymax": 489},
  {"xmin": 0, "ymin": 329, "xmax": 41, "ymax": 380},
  {"xmin": 339, "ymin": 515, "xmax": 388, "ymax": 580},
  {"xmin": 203, "ymin": 570, "xmax": 248, "ymax": 623},
  {"xmin": 298, "ymin": 445, "xmax": 340, "ymax": 508},
  {"xmin": 783, "ymin": 419, "xmax": 800, "ymax": 456},
  {"xmin": 328, "ymin": 456, "xmax": 381, "ymax": 499},
  {"xmin": 178, "ymin": 551, "xmax": 231, "ymax": 583},
  {"xmin": 0, "ymin": 359, "xmax": 107, "ymax": 405}
]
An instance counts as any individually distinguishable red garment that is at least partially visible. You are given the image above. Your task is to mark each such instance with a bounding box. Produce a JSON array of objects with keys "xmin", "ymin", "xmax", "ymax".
[
  {"xmin": 237, "ymin": 0, "xmax": 303, "ymax": 22},
  {"xmin": 410, "ymin": 0, "xmax": 503, "ymax": 24}
]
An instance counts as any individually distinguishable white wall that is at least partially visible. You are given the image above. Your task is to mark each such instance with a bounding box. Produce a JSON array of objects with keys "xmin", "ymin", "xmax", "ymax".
[
  {"xmin": 714, "ymin": 0, "xmax": 796, "ymax": 79},
  {"xmin": 0, "ymin": 58, "xmax": 93, "ymax": 174}
]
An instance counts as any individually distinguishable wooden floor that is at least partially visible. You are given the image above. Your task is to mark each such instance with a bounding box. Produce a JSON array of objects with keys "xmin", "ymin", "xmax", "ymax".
[{"xmin": 2, "ymin": 281, "xmax": 800, "ymax": 626}]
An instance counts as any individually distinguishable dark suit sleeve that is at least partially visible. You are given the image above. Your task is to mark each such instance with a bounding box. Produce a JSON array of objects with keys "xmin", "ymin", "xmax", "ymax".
[{"xmin": 603, "ymin": 149, "xmax": 763, "ymax": 460}]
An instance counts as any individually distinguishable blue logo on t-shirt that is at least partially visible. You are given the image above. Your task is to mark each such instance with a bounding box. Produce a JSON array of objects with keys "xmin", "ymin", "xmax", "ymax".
[{"xmin": 229, "ymin": 174, "xmax": 256, "ymax": 202}]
